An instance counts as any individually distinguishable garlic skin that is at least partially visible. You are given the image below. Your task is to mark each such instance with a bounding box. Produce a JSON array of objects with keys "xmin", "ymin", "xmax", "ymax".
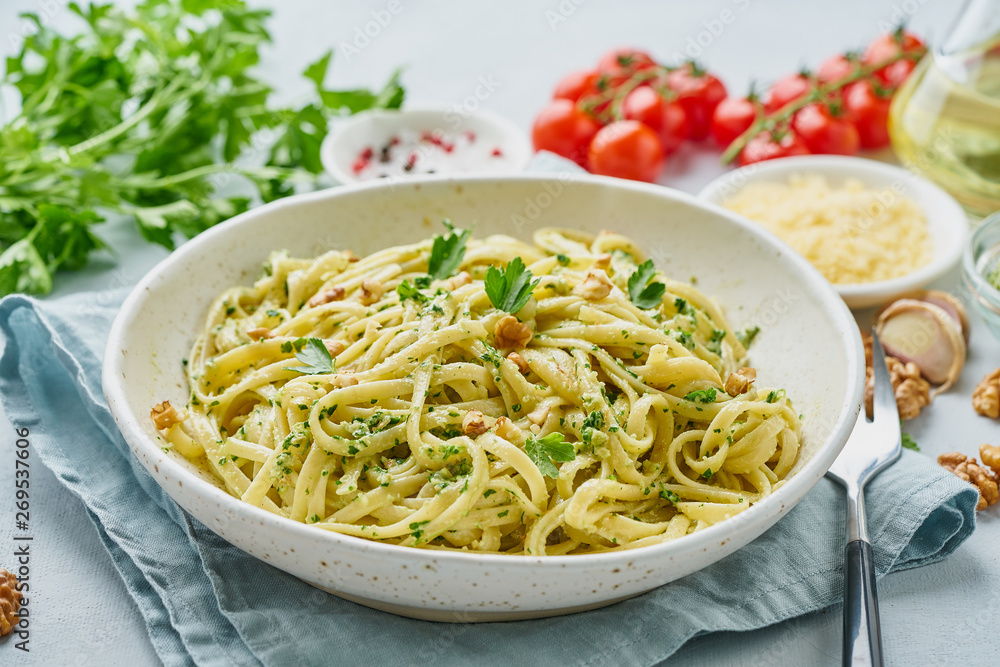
[
  {"xmin": 881, "ymin": 289, "xmax": 969, "ymax": 344},
  {"xmin": 876, "ymin": 299, "xmax": 966, "ymax": 397}
]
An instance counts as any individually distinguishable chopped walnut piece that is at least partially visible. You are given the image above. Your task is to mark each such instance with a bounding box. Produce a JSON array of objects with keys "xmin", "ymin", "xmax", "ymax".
[
  {"xmin": 506, "ymin": 351, "xmax": 529, "ymax": 374},
  {"xmin": 725, "ymin": 367, "xmax": 757, "ymax": 396},
  {"xmin": 973, "ymin": 369, "xmax": 1000, "ymax": 418},
  {"xmin": 308, "ymin": 286, "xmax": 346, "ymax": 308},
  {"xmin": 462, "ymin": 410, "xmax": 488, "ymax": 436},
  {"xmin": 572, "ymin": 268, "xmax": 614, "ymax": 301},
  {"xmin": 938, "ymin": 452, "xmax": 999, "ymax": 511},
  {"xmin": 247, "ymin": 327, "xmax": 272, "ymax": 341},
  {"xmin": 444, "ymin": 271, "xmax": 472, "ymax": 290},
  {"xmin": 493, "ymin": 416, "xmax": 522, "ymax": 442},
  {"xmin": 330, "ymin": 372, "xmax": 358, "ymax": 388},
  {"xmin": 324, "ymin": 340, "xmax": 346, "ymax": 357},
  {"xmin": 0, "ymin": 568, "xmax": 22, "ymax": 638},
  {"xmin": 863, "ymin": 334, "xmax": 931, "ymax": 420},
  {"xmin": 360, "ymin": 279, "xmax": 384, "ymax": 305},
  {"xmin": 494, "ymin": 315, "xmax": 533, "ymax": 349},
  {"xmin": 980, "ymin": 443, "xmax": 1000, "ymax": 474},
  {"xmin": 151, "ymin": 401, "xmax": 182, "ymax": 430},
  {"xmin": 592, "ymin": 253, "xmax": 612, "ymax": 269}
]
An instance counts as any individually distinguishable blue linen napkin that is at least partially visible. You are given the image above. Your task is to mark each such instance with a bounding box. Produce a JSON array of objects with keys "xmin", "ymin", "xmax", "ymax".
[{"xmin": 0, "ymin": 287, "xmax": 978, "ymax": 667}]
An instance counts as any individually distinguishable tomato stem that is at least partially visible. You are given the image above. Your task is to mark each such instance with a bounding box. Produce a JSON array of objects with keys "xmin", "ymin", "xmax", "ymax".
[{"xmin": 719, "ymin": 48, "xmax": 925, "ymax": 165}]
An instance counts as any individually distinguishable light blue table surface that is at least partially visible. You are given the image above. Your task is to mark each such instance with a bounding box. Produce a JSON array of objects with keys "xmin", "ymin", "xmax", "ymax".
[{"xmin": 1, "ymin": 1, "xmax": 997, "ymax": 665}]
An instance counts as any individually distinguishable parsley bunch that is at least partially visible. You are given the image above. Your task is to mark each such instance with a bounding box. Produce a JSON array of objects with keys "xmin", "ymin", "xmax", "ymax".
[{"xmin": 0, "ymin": 0, "xmax": 405, "ymax": 296}]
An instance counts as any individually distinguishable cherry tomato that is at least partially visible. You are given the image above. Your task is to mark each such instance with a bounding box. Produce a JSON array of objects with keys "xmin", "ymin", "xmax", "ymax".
[
  {"xmin": 817, "ymin": 53, "xmax": 858, "ymax": 84},
  {"xmin": 843, "ymin": 80, "xmax": 892, "ymax": 149},
  {"xmin": 665, "ymin": 63, "xmax": 727, "ymax": 141},
  {"xmin": 621, "ymin": 86, "xmax": 689, "ymax": 154},
  {"xmin": 791, "ymin": 103, "xmax": 860, "ymax": 155},
  {"xmin": 738, "ymin": 130, "xmax": 810, "ymax": 166},
  {"xmin": 596, "ymin": 48, "xmax": 657, "ymax": 76},
  {"xmin": 711, "ymin": 95, "xmax": 759, "ymax": 147},
  {"xmin": 863, "ymin": 28, "xmax": 925, "ymax": 87},
  {"xmin": 532, "ymin": 99, "xmax": 601, "ymax": 167},
  {"xmin": 553, "ymin": 69, "xmax": 601, "ymax": 102},
  {"xmin": 588, "ymin": 120, "xmax": 664, "ymax": 182},
  {"xmin": 765, "ymin": 73, "xmax": 813, "ymax": 113}
]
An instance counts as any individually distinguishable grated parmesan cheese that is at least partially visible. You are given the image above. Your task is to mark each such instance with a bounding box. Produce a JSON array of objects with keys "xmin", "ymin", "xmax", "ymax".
[{"xmin": 722, "ymin": 174, "xmax": 932, "ymax": 285}]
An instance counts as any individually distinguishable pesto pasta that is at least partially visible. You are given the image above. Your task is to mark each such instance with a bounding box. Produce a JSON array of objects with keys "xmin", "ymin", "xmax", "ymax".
[{"xmin": 152, "ymin": 225, "xmax": 802, "ymax": 555}]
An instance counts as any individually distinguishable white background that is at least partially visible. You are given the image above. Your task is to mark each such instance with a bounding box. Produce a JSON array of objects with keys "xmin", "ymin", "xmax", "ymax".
[{"xmin": 2, "ymin": 1, "xmax": 998, "ymax": 665}]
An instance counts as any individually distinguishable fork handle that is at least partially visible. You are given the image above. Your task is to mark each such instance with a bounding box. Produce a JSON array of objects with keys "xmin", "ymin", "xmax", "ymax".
[{"xmin": 843, "ymin": 539, "xmax": 883, "ymax": 667}]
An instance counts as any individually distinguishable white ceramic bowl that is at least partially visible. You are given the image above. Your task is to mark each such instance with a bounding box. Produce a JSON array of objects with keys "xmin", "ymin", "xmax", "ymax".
[
  {"xmin": 320, "ymin": 106, "xmax": 532, "ymax": 184},
  {"xmin": 103, "ymin": 175, "xmax": 864, "ymax": 622},
  {"xmin": 697, "ymin": 155, "xmax": 968, "ymax": 309}
]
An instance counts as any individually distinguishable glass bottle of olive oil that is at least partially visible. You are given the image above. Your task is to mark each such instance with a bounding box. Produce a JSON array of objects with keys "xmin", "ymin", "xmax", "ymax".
[{"xmin": 889, "ymin": 1, "xmax": 1000, "ymax": 218}]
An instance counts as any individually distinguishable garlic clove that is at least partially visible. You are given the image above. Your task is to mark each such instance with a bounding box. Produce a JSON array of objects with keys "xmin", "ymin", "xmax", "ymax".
[
  {"xmin": 879, "ymin": 290, "xmax": 969, "ymax": 343},
  {"xmin": 876, "ymin": 299, "xmax": 966, "ymax": 396}
]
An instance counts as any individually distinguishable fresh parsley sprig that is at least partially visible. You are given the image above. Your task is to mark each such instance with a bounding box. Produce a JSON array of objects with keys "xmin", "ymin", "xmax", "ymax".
[
  {"xmin": 284, "ymin": 338, "xmax": 335, "ymax": 375},
  {"xmin": 628, "ymin": 260, "xmax": 666, "ymax": 309},
  {"xmin": 485, "ymin": 257, "xmax": 540, "ymax": 314},
  {"xmin": 427, "ymin": 221, "xmax": 471, "ymax": 280},
  {"xmin": 525, "ymin": 433, "xmax": 576, "ymax": 478}
]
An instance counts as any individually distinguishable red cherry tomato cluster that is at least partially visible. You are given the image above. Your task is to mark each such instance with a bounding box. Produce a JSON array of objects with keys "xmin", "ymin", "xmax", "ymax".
[
  {"xmin": 532, "ymin": 30, "xmax": 927, "ymax": 179},
  {"xmin": 716, "ymin": 28, "xmax": 925, "ymax": 166},
  {"xmin": 532, "ymin": 48, "xmax": 727, "ymax": 182}
]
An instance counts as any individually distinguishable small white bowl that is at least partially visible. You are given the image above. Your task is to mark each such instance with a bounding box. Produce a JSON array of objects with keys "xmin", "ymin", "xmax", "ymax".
[
  {"xmin": 697, "ymin": 155, "xmax": 969, "ymax": 309},
  {"xmin": 320, "ymin": 106, "xmax": 532, "ymax": 184}
]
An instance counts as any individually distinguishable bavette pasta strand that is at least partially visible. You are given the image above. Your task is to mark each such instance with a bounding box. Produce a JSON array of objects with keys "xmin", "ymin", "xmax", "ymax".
[{"xmin": 152, "ymin": 225, "xmax": 802, "ymax": 555}]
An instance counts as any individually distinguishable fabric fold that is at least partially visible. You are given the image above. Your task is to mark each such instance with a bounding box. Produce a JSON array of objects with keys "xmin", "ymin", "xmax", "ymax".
[{"xmin": 0, "ymin": 290, "xmax": 978, "ymax": 667}]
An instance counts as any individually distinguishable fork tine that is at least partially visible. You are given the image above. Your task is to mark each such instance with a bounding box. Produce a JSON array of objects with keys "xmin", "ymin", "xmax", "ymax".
[{"xmin": 869, "ymin": 328, "xmax": 899, "ymax": 425}]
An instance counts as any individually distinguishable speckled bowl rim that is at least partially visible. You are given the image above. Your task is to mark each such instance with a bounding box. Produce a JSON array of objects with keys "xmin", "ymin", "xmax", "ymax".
[{"xmin": 103, "ymin": 173, "xmax": 863, "ymax": 575}]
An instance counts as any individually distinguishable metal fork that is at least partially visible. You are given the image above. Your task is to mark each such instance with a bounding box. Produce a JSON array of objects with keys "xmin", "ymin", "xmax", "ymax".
[{"xmin": 826, "ymin": 329, "xmax": 902, "ymax": 667}]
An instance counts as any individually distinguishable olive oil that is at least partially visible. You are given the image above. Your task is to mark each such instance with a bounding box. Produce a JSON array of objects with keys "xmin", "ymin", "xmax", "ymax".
[{"xmin": 889, "ymin": 45, "xmax": 1000, "ymax": 217}]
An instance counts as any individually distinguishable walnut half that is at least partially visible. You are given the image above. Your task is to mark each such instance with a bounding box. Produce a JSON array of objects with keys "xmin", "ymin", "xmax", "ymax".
[
  {"xmin": 462, "ymin": 410, "xmax": 488, "ymax": 436},
  {"xmin": 0, "ymin": 568, "xmax": 23, "ymax": 637},
  {"xmin": 572, "ymin": 268, "xmax": 614, "ymax": 301},
  {"xmin": 151, "ymin": 400, "xmax": 182, "ymax": 430},
  {"xmin": 938, "ymin": 452, "xmax": 1000, "ymax": 511},
  {"xmin": 725, "ymin": 367, "xmax": 756, "ymax": 396},
  {"xmin": 973, "ymin": 369, "xmax": 1000, "ymax": 418},
  {"xmin": 494, "ymin": 315, "xmax": 533, "ymax": 349}
]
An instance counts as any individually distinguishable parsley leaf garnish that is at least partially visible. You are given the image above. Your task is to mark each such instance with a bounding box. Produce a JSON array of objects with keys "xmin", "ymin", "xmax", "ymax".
[
  {"xmin": 428, "ymin": 220, "xmax": 470, "ymax": 280},
  {"xmin": 485, "ymin": 257, "xmax": 539, "ymax": 314},
  {"xmin": 627, "ymin": 260, "xmax": 666, "ymax": 309},
  {"xmin": 683, "ymin": 388, "xmax": 717, "ymax": 404},
  {"xmin": 284, "ymin": 338, "xmax": 334, "ymax": 375},
  {"xmin": 901, "ymin": 432, "xmax": 920, "ymax": 451},
  {"xmin": 396, "ymin": 280, "xmax": 428, "ymax": 303},
  {"xmin": 525, "ymin": 433, "xmax": 575, "ymax": 478},
  {"xmin": 765, "ymin": 389, "xmax": 785, "ymax": 404}
]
